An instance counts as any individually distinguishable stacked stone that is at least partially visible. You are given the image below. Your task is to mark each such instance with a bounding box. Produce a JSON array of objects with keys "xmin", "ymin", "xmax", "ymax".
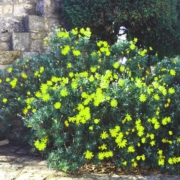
[{"xmin": 0, "ymin": 0, "xmax": 61, "ymax": 69}]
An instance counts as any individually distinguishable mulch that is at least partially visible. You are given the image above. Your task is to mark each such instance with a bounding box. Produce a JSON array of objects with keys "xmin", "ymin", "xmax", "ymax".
[{"xmin": 77, "ymin": 162, "xmax": 166, "ymax": 176}]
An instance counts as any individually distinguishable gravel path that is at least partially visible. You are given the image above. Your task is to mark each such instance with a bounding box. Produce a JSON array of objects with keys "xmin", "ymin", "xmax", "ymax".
[{"xmin": 0, "ymin": 141, "xmax": 180, "ymax": 180}]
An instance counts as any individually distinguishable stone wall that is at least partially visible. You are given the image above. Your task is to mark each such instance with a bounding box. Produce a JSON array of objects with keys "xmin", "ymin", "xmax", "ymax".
[{"xmin": 0, "ymin": 0, "xmax": 62, "ymax": 69}]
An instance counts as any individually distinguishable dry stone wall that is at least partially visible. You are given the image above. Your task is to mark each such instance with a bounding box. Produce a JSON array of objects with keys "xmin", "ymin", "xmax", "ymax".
[{"xmin": 0, "ymin": 0, "xmax": 62, "ymax": 69}]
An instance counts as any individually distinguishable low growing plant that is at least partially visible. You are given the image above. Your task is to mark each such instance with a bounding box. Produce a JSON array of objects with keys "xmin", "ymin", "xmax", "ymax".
[{"xmin": 0, "ymin": 27, "xmax": 180, "ymax": 173}]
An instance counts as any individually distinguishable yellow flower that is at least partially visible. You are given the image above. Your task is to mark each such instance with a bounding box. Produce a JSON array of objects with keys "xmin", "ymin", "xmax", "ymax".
[
  {"xmin": 150, "ymin": 134, "xmax": 155, "ymax": 140},
  {"xmin": 64, "ymin": 120, "xmax": 69, "ymax": 127},
  {"xmin": 61, "ymin": 45, "xmax": 70, "ymax": 55},
  {"xmin": 139, "ymin": 94, "xmax": 147, "ymax": 102},
  {"xmin": 10, "ymin": 78, "xmax": 17, "ymax": 88},
  {"xmin": 54, "ymin": 102, "xmax": 61, "ymax": 109},
  {"xmin": 127, "ymin": 146, "xmax": 135, "ymax": 153},
  {"xmin": 89, "ymin": 126, "xmax": 93, "ymax": 130},
  {"xmin": 40, "ymin": 83, "xmax": 48, "ymax": 93},
  {"xmin": 40, "ymin": 66, "xmax": 44, "ymax": 73},
  {"xmin": 7, "ymin": 67, "xmax": 13, "ymax": 73},
  {"xmin": 117, "ymin": 139, "xmax": 127, "ymax": 148},
  {"xmin": 122, "ymin": 161, "xmax": 127, "ymax": 166},
  {"xmin": 169, "ymin": 131, "xmax": 173, "ymax": 135},
  {"xmin": 57, "ymin": 31, "xmax": 69, "ymax": 38},
  {"xmin": 169, "ymin": 69, "xmax": 176, "ymax": 76},
  {"xmin": 90, "ymin": 66, "xmax": 97, "ymax": 73},
  {"xmin": 177, "ymin": 137, "xmax": 180, "ymax": 142},
  {"xmin": 158, "ymin": 159, "xmax": 165, "ymax": 166},
  {"xmin": 81, "ymin": 92, "xmax": 88, "ymax": 98},
  {"xmin": 137, "ymin": 131, "xmax": 144, "ymax": 137},
  {"xmin": 68, "ymin": 72, "xmax": 74, "ymax": 78},
  {"xmin": 23, "ymin": 108, "xmax": 28, "ymax": 115},
  {"xmin": 135, "ymin": 79, "xmax": 143, "ymax": 88},
  {"xmin": 104, "ymin": 151, "xmax": 113, "ymax": 158},
  {"xmin": 80, "ymin": 71, "xmax": 88, "ymax": 77},
  {"xmin": 136, "ymin": 156, "xmax": 141, "ymax": 161},
  {"xmin": 60, "ymin": 89, "xmax": 68, "ymax": 97},
  {"xmin": 162, "ymin": 117, "xmax": 168, "ymax": 126},
  {"xmin": 154, "ymin": 122, "xmax": 160, "ymax": 129},
  {"xmin": 34, "ymin": 71, "xmax": 39, "ymax": 76},
  {"xmin": 73, "ymin": 49, "xmax": 81, "ymax": 56},
  {"xmin": 91, "ymin": 51, "xmax": 97, "ymax": 57},
  {"xmin": 6, "ymin": 78, "xmax": 10, "ymax": 82},
  {"xmin": 62, "ymin": 77, "xmax": 69, "ymax": 85},
  {"xmin": 47, "ymin": 81, "xmax": 53, "ymax": 86},
  {"xmin": 168, "ymin": 87, "xmax": 175, "ymax": 94},
  {"xmin": 41, "ymin": 93, "xmax": 50, "ymax": 101},
  {"xmin": 98, "ymin": 152, "xmax": 105, "ymax": 160},
  {"xmin": 133, "ymin": 37, "xmax": 138, "ymax": 42},
  {"xmin": 141, "ymin": 154, "xmax": 146, "ymax": 161},
  {"xmin": 2, "ymin": 98, "xmax": 8, "ymax": 103},
  {"xmin": 89, "ymin": 75, "xmax": 95, "ymax": 82},
  {"xmin": 32, "ymin": 109, "xmax": 36, "ymax": 113},
  {"xmin": 71, "ymin": 28, "xmax": 78, "ymax": 35},
  {"xmin": 125, "ymin": 113, "xmax": 132, "ymax": 121},
  {"xmin": 120, "ymin": 66, "xmax": 125, "ymax": 72},
  {"xmin": 71, "ymin": 82, "xmax": 78, "ymax": 89},
  {"xmin": 115, "ymin": 125, "xmax": 120, "ymax": 132},
  {"xmin": 114, "ymin": 74, "xmax": 118, "ymax": 79},
  {"xmin": 34, "ymin": 138, "xmax": 47, "ymax": 151},
  {"xmin": 21, "ymin": 73, "xmax": 27, "ymax": 79},
  {"xmin": 94, "ymin": 119, "xmax": 100, "ymax": 124},
  {"xmin": 100, "ymin": 131, "xmax": 109, "ymax": 139},
  {"xmin": 130, "ymin": 43, "xmax": 136, "ymax": 50},
  {"xmin": 156, "ymin": 110, "xmax": 160, "ymax": 115},
  {"xmin": 153, "ymin": 94, "xmax": 160, "ymax": 100},
  {"xmin": 81, "ymin": 27, "xmax": 91, "ymax": 37},
  {"xmin": 44, "ymin": 38, "xmax": 48, "ymax": 45},
  {"xmin": 27, "ymin": 105, "xmax": 31, "ymax": 110},
  {"xmin": 132, "ymin": 162, "xmax": 138, "ymax": 167},
  {"xmin": 84, "ymin": 150, "xmax": 94, "ymax": 159},
  {"xmin": 118, "ymin": 79, "xmax": 124, "ymax": 86},
  {"xmin": 158, "ymin": 150, "xmax": 163, "ymax": 155},
  {"xmin": 35, "ymin": 91, "xmax": 41, "ymax": 98},
  {"xmin": 168, "ymin": 158, "xmax": 173, "ymax": 164},
  {"xmin": 141, "ymin": 138, "xmax": 146, "ymax": 143},
  {"xmin": 98, "ymin": 144, "xmax": 107, "ymax": 150},
  {"xmin": 113, "ymin": 62, "xmax": 120, "ymax": 69},
  {"xmin": 109, "ymin": 129, "xmax": 118, "ymax": 137},
  {"xmin": 151, "ymin": 117, "xmax": 157, "ymax": 124},
  {"xmin": 110, "ymin": 99, "xmax": 118, "ymax": 107},
  {"xmin": 67, "ymin": 62, "xmax": 72, "ymax": 68},
  {"xmin": 150, "ymin": 141, "xmax": 155, "ymax": 146}
]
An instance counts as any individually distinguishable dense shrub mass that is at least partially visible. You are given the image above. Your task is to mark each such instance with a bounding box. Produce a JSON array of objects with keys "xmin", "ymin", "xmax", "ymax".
[
  {"xmin": 0, "ymin": 28, "xmax": 180, "ymax": 173},
  {"xmin": 62, "ymin": 0, "xmax": 180, "ymax": 59}
]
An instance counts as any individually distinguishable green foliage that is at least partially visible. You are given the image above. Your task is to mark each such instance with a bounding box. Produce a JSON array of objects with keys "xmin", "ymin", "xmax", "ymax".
[
  {"xmin": 62, "ymin": 0, "xmax": 180, "ymax": 59},
  {"xmin": 0, "ymin": 28, "xmax": 180, "ymax": 174}
]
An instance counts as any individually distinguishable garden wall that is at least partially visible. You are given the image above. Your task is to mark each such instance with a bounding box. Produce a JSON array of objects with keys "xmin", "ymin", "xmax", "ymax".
[{"xmin": 0, "ymin": 0, "xmax": 62, "ymax": 69}]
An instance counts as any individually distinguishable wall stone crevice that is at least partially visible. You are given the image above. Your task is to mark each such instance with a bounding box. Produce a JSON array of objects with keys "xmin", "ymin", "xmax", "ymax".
[{"xmin": 0, "ymin": 0, "xmax": 62, "ymax": 69}]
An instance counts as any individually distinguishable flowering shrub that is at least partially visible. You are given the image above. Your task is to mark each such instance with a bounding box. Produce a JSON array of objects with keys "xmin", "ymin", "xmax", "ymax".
[{"xmin": 0, "ymin": 27, "xmax": 180, "ymax": 173}]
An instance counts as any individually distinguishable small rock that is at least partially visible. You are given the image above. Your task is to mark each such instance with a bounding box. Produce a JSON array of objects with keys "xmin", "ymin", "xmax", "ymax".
[
  {"xmin": 1, "ymin": 29, "xmax": 8, "ymax": 33},
  {"xmin": 0, "ymin": 42, "xmax": 10, "ymax": 50},
  {"xmin": 1, "ymin": 35, "xmax": 10, "ymax": 42}
]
